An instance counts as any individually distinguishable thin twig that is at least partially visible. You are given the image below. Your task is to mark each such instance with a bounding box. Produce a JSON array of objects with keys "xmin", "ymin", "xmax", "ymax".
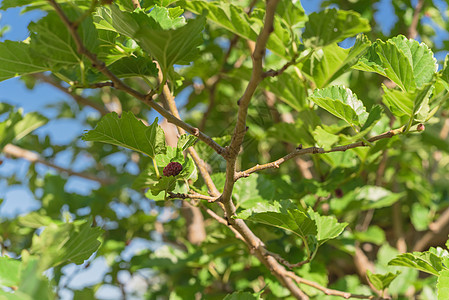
[
  {"xmin": 285, "ymin": 271, "xmax": 386, "ymax": 300},
  {"xmin": 47, "ymin": 0, "xmax": 226, "ymax": 157},
  {"xmin": 2, "ymin": 144, "xmax": 112, "ymax": 185},
  {"xmin": 168, "ymin": 192, "xmax": 217, "ymax": 202},
  {"xmin": 235, "ymin": 128, "xmax": 403, "ymax": 180},
  {"xmin": 265, "ymin": 250, "xmax": 310, "ymax": 268},
  {"xmin": 131, "ymin": 0, "xmax": 141, "ymax": 9},
  {"xmin": 31, "ymin": 73, "xmax": 109, "ymax": 116},
  {"xmin": 407, "ymin": 0, "xmax": 425, "ymax": 39}
]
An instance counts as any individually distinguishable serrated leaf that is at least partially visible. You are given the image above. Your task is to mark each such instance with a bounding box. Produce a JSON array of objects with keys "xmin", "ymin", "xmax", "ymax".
[
  {"xmin": 0, "ymin": 41, "xmax": 49, "ymax": 82},
  {"xmin": 303, "ymin": 8, "xmax": 370, "ymax": 48},
  {"xmin": 28, "ymin": 10, "xmax": 97, "ymax": 68},
  {"xmin": 30, "ymin": 220, "xmax": 103, "ymax": 269},
  {"xmin": 83, "ymin": 112, "xmax": 166, "ymax": 158},
  {"xmin": 438, "ymin": 270, "xmax": 449, "ymax": 300},
  {"xmin": 388, "ymin": 251, "xmax": 442, "ymax": 276},
  {"xmin": 357, "ymin": 35, "xmax": 437, "ymax": 92},
  {"xmin": 366, "ymin": 270, "xmax": 401, "ymax": 291},
  {"xmin": 308, "ymin": 210, "xmax": 347, "ymax": 245},
  {"xmin": 99, "ymin": 5, "xmax": 204, "ymax": 73},
  {"xmin": 238, "ymin": 206, "xmax": 317, "ymax": 241},
  {"xmin": 309, "ymin": 85, "xmax": 368, "ymax": 127},
  {"xmin": 375, "ymin": 40, "xmax": 415, "ymax": 92}
]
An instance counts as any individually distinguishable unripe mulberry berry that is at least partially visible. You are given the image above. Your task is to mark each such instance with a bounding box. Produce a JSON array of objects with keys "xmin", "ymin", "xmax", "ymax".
[{"xmin": 163, "ymin": 162, "xmax": 182, "ymax": 177}]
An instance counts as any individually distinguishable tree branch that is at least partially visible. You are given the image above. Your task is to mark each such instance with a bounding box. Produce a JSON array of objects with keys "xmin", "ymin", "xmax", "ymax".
[
  {"xmin": 31, "ymin": 73, "xmax": 109, "ymax": 116},
  {"xmin": 235, "ymin": 128, "xmax": 404, "ymax": 180},
  {"xmin": 47, "ymin": 0, "xmax": 226, "ymax": 158},
  {"xmin": 407, "ymin": 0, "xmax": 425, "ymax": 39},
  {"xmin": 2, "ymin": 144, "xmax": 111, "ymax": 185},
  {"xmin": 168, "ymin": 192, "xmax": 217, "ymax": 202},
  {"xmin": 285, "ymin": 271, "xmax": 385, "ymax": 300}
]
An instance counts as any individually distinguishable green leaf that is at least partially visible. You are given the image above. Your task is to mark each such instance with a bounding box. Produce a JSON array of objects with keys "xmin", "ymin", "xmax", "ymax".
[
  {"xmin": 238, "ymin": 206, "xmax": 317, "ymax": 241},
  {"xmin": 303, "ymin": 8, "xmax": 370, "ymax": 48},
  {"xmin": 107, "ymin": 56, "xmax": 158, "ymax": 78},
  {"xmin": 356, "ymin": 35, "xmax": 437, "ymax": 92},
  {"xmin": 99, "ymin": 5, "xmax": 205, "ymax": 73},
  {"xmin": 30, "ymin": 220, "xmax": 103, "ymax": 269},
  {"xmin": 82, "ymin": 112, "xmax": 166, "ymax": 158},
  {"xmin": 0, "ymin": 257, "xmax": 21, "ymax": 287},
  {"xmin": 356, "ymin": 186, "xmax": 404, "ymax": 210},
  {"xmin": 360, "ymin": 105, "xmax": 383, "ymax": 132},
  {"xmin": 313, "ymin": 126, "xmax": 339, "ymax": 150},
  {"xmin": 28, "ymin": 10, "xmax": 97, "ymax": 68},
  {"xmin": 438, "ymin": 270, "xmax": 449, "ymax": 300},
  {"xmin": 308, "ymin": 210, "xmax": 348, "ymax": 245},
  {"xmin": 353, "ymin": 226, "xmax": 386, "ymax": 245},
  {"xmin": 18, "ymin": 212, "xmax": 59, "ymax": 229},
  {"xmin": 388, "ymin": 251, "xmax": 443, "ymax": 276},
  {"xmin": 184, "ymin": 1, "xmax": 291, "ymax": 59},
  {"xmin": 366, "ymin": 270, "xmax": 401, "ymax": 291},
  {"xmin": 263, "ymin": 70, "xmax": 307, "ymax": 111},
  {"xmin": 233, "ymin": 174, "xmax": 276, "ymax": 209},
  {"xmin": 0, "ymin": 41, "xmax": 49, "ymax": 82},
  {"xmin": 301, "ymin": 34, "xmax": 371, "ymax": 88},
  {"xmin": 375, "ymin": 40, "xmax": 415, "ymax": 92},
  {"xmin": 177, "ymin": 134, "xmax": 197, "ymax": 151},
  {"xmin": 309, "ymin": 85, "xmax": 368, "ymax": 127},
  {"xmin": 0, "ymin": 109, "xmax": 48, "ymax": 149},
  {"xmin": 382, "ymin": 82, "xmax": 433, "ymax": 119}
]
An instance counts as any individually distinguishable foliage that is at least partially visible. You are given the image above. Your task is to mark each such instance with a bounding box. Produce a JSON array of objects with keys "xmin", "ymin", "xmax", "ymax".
[{"xmin": 0, "ymin": 0, "xmax": 449, "ymax": 299}]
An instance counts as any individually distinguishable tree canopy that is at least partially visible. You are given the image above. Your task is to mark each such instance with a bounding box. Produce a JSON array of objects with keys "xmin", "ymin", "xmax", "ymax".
[{"xmin": 1, "ymin": 0, "xmax": 449, "ymax": 299}]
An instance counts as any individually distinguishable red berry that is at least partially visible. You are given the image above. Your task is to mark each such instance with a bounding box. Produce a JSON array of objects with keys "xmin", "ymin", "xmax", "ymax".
[
  {"xmin": 417, "ymin": 124, "xmax": 425, "ymax": 132},
  {"xmin": 334, "ymin": 188, "xmax": 344, "ymax": 198},
  {"xmin": 163, "ymin": 162, "xmax": 183, "ymax": 177}
]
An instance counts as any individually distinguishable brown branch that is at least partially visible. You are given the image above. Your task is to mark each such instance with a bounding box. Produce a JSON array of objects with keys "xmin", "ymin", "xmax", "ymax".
[
  {"xmin": 31, "ymin": 73, "xmax": 109, "ymax": 116},
  {"xmin": 2, "ymin": 144, "xmax": 112, "ymax": 185},
  {"xmin": 265, "ymin": 250, "xmax": 310, "ymax": 269},
  {"xmin": 131, "ymin": 0, "xmax": 141, "ymax": 9},
  {"xmin": 285, "ymin": 271, "xmax": 386, "ymax": 300},
  {"xmin": 47, "ymin": 0, "xmax": 226, "ymax": 158},
  {"xmin": 168, "ymin": 192, "xmax": 217, "ymax": 202},
  {"xmin": 235, "ymin": 128, "xmax": 403, "ymax": 180},
  {"xmin": 407, "ymin": 0, "xmax": 425, "ymax": 39}
]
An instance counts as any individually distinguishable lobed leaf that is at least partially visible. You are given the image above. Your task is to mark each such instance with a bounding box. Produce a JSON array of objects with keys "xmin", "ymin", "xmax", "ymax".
[{"xmin": 82, "ymin": 112, "xmax": 166, "ymax": 158}]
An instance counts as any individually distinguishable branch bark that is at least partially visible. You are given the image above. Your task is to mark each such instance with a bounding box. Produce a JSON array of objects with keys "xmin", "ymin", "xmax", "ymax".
[
  {"xmin": 236, "ymin": 128, "xmax": 403, "ymax": 180},
  {"xmin": 2, "ymin": 144, "xmax": 111, "ymax": 185}
]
